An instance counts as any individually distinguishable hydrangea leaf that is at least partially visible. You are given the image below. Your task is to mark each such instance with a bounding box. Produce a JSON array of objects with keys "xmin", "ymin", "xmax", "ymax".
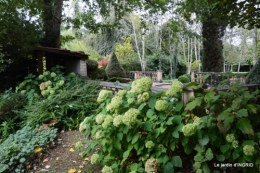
[
  {"xmin": 198, "ymin": 135, "xmax": 209, "ymax": 146},
  {"xmin": 236, "ymin": 118, "xmax": 254, "ymax": 135},
  {"xmin": 236, "ymin": 109, "xmax": 248, "ymax": 117},
  {"xmin": 163, "ymin": 162, "xmax": 173, "ymax": 173},
  {"xmin": 148, "ymin": 96, "xmax": 157, "ymax": 109},
  {"xmin": 171, "ymin": 156, "xmax": 182, "ymax": 167},
  {"xmin": 131, "ymin": 133, "xmax": 140, "ymax": 144},
  {"xmin": 205, "ymin": 148, "xmax": 213, "ymax": 161},
  {"xmin": 142, "ymin": 122, "xmax": 152, "ymax": 132},
  {"xmin": 185, "ymin": 97, "xmax": 203, "ymax": 111},
  {"xmin": 216, "ymin": 155, "xmax": 225, "ymax": 161}
]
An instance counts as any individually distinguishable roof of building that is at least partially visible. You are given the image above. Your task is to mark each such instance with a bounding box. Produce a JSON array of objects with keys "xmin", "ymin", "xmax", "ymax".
[{"xmin": 35, "ymin": 46, "xmax": 89, "ymax": 59}]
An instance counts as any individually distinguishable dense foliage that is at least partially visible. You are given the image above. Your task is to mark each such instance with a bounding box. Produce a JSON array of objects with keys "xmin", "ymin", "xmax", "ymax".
[
  {"xmin": 105, "ymin": 52, "xmax": 127, "ymax": 79},
  {"xmin": 80, "ymin": 78, "xmax": 260, "ymax": 173},
  {"xmin": 0, "ymin": 126, "xmax": 57, "ymax": 173}
]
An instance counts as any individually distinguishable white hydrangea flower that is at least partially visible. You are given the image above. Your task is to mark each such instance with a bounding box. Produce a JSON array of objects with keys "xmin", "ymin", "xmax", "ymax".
[
  {"xmin": 102, "ymin": 116, "xmax": 114, "ymax": 129},
  {"xmin": 142, "ymin": 92, "xmax": 150, "ymax": 102},
  {"xmin": 75, "ymin": 141, "xmax": 83, "ymax": 150},
  {"xmin": 51, "ymin": 72, "xmax": 56, "ymax": 77},
  {"xmin": 38, "ymin": 75, "xmax": 44, "ymax": 80},
  {"xmin": 145, "ymin": 141, "xmax": 155, "ymax": 148},
  {"xmin": 101, "ymin": 166, "xmax": 113, "ymax": 173},
  {"xmin": 182, "ymin": 123, "xmax": 196, "ymax": 136},
  {"xmin": 106, "ymin": 96, "xmax": 122, "ymax": 113},
  {"xmin": 58, "ymin": 80, "xmax": 65, "ymax": 86},
  {"xmin": 117, "ymin": 90, "xmax": 127, "ymax": 97},
  {"xmin": 130, "ymin": 77, "xmax": 152, "ymax": 94},
  {"xmin": 243, "ymin": 145, "xmax": 255, "ymax": 156},
  {"xmin": 79, "ymin": 122, "xmax": 87, "ymax": 133},
  {"xmin": 43, "ymin": 71, "xmax": 50, "ymax": 76},
  {"xmin": 166, "ymin": 80, "xmax": 183, "ymax": 97},
  {"xmin": 155, "ymin": 100, "xmax": 168, "ymax": 111},
  {"xmin": 90, "ymin": 153, "xmax": 99, "ymax": 164},
  {"xmin": 70, "ymin": 72, "xmax": 76, "ymax": 77},
  {"xmin": 226, "ymin": 134, "xmax": 235, "ymax": 143},
  {"xmin": 95, "ymin": 130, "xmax": 102, "ymax": 139},
  {"xmin": 97, "ymin": 90, "xmax": 112, "ymax": 103},
  {"xmin": 122, "ymin": 108, "xmax": 140, "ymax": 126},
  {"xmin": 21, "ymin": 90, "xmax": 26, "ymax": 94},
  {"xmin": 113, "ymin": 115, "xmax": 123, "ymax": 127},
  {"xmin": 232, "ymin": 140, "xmax": 238, "ymax": 148},
  {"xmin": 96, "ymin": 114, "xmax": 105, "ymax": 124},
  {"xmin": 46, "ymin": 80, "xmax": 52, "ymax": 87},
  {"xmin": 127, "ymin": 98, "xmax": 135, "ymax": 105},
  {"xmin": 40, "ymin": 82, "xmax": 47, "ymax": 90},
  {"xmin": 193, "ymin": 116, "xmax": 203, "ymax": 126},
  {"xmin": 145, "ymin": 158, "xmax": 160, "ymax": 173}
]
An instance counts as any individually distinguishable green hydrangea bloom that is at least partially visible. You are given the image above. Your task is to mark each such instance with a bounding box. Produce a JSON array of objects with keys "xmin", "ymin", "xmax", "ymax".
[
  {"xmin": 193, "ymin": 116, "xmax": 203, "ymax": 126},
  {"xmin": 113, "ymin": 115, "xmax": 123, "ymax": 127},
  {"xmin": 145, "ymin": 158, "xmax": 160, "ymax": 173},
  {"xmin": 90, "ymin": 153, "xmax": 99, "ymax": 164},
  {"xmin": 243, "ymin": 145, "xmax": 255, "ymax": 156},
  {"xmin": 182, "ymin": 123, "xmax": 196, "ymax": 136},
  {"xmin": 79, "ymin": 117, "xmax": 91, "ymax": 133},
  {"xmin": 166, "ymin": 80, "xmax": 183, "ymax": 97},
  {"xmin": 41, "ymin": 90, "xmax": 49, "ymax": 97},
  {"xmin": 145, "ymin": 141, "xmax": 155, "ymax": 148},
  {"xmin": 49, "ymin": 90, "xmax": 55, "ymax": 95},
  {"xmin": 95, "ymin": 130, "xmax": 102, "ymax": 139},
  {"xmin": 75, "ymin": 141, "xmax": 83, "ymax": 150},
  {"xmin": 232, "ymin": 140, "xmax": 238, "ymax": 148},
  {"xmin": 97, "ymin": 90, "xmax": 112, "ymax": 103},
  {"xmin": 106, "ymin": 96, "xmax": 122, "ymax": 113},
  {"xmin": 142, "ymin": 92, "xmax": 149, "ymax": 102},
  {"xmin": 102, "ymin": 116, "xmax": 113, "ymax": 129},
  {"xmin": 43, "ymin": 71, "xmax": 50, "ymax": 76},
  {"xmin": 155, "ymin": 100, "xmax": 168, "ymax": 111},
  {"xmin": 70, "ymin": 72, "xmax": 76, "ymax": 77},
  {"xmin": 117, "ymin": 90, "xmax": 127, "ymax": 97},
  {"xmin": 101, "ymin": 166, "xmax": 113, "ymax": 173},
  {"xmin": 51, "ymin": 72, "xmax": 56, "ymax": 78},
  {"xmin": 127, "ymin": 98, "xmax": 135, "ymax": 105},
  {"xmin": 46, "ymin": 80, "xmax": 52, "ymax": 87},
  {"xmin": 122, "ymin": 108, "xmax": 140, "ymax": 126},
  {"xmin": 96, "ymin": 114, "xmax": 105, "ymax": 124},
  {"xmin": 226, "ymin": 134, "xmax": 235, "ymax": 143},
  {"xmin": 130, "ymin": 77, "xmax": 152, "ymax": 94},
  {"xmin": 38, "ymin": 75, "xmax": 44, "ymax": 80},
  {"xmin": 20, "ymin": 90, "xmax": 26, "ymax": 94}
]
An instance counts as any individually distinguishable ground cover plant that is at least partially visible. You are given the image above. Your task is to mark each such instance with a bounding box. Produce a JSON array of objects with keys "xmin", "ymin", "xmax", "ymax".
[
  {"xmin": 80, "ymin": 77, "xmax": 260, "ymax": 173},
  {"xmin": 0, "ymin": 126, "xmax": 57, "ymax": 173}
]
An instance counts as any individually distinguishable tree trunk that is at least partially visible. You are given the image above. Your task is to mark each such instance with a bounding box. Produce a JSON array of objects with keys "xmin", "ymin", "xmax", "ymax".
[
  {"xmin": 253, "ymin": 27, "xmax": 258, "ymax": 65},
  {"xmin": 202, "ymin": 14, "xmax": 226, "ymax": 72},
  {"xmin": 42, "ymin": 0, "xmax": 63, "ymax": 48}
]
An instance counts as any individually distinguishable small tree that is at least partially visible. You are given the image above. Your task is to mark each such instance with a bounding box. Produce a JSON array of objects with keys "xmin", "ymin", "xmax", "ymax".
[{"xmin": 105, "ymin": 52, "xmax": 126, "ymax": 78}]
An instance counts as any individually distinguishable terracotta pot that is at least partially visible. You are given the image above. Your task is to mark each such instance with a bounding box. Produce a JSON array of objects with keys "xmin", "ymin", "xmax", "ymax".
[{"xmin": 42, "ymin": 119, "xmax": 59, "ymax": 128}]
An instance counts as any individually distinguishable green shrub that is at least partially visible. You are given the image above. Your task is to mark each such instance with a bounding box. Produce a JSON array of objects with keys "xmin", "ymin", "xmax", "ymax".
[
  {"xmin": 80, "ymin": 79, "xmax": 260, "ymax": 173},
  {"xmin": 0, "ymin": 126, "xmax": 57, "ymax": 173},
  {"xmin": 18, "ymin": 80, "xmax": 101, "ymax": 130},
  {"xmin": 178, "ymin": 74, "xmax": 190, "ymax": 83},
  {"xmin": 87, "ymin": 59, "xmax": 98, "ymax": 70},
  {"xmin": 88, "ymin": 68, "xmax": 107, "ymax": 80},
  {"xmin": 105, "ymin": 52, "xmax": 126, "ymax": 78}
]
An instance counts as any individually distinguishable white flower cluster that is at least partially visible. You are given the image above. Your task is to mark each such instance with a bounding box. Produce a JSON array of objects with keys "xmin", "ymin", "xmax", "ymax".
[
  {"xmin": 145, "ymin": 141, "xmax": 155, "ymax": 148},
  {"xmin": 113, "ymin": 115, "xmax": 123, "ymax": 127},
  {"xmin": 102, "ymin": 116, "xmax": 114, "ymax": 129},
  {"xmin": 51, "ymin": 72, "xmax": 56, "ymax": 78},
  {"xmin": 226, "ymin": 134, "xmax": 235, "ymax": 143},
  {"xmin": 79, "ymin": 117, "xmax": 91, "ymax": 133},
  {"xmin": 138, "ymin": 92, "xmax": 150, "ymax": 102},
  {"xmin": 43, "ymin": 71, "xmax": 50, "ymax": 76},
  {"xmin": 193, "ymin": 116, "xmax": 203, "ymax": 126},
  {"xmin": 145, "ymin": 158, "xmax": 160, "ymax": 173},
  {"xmin": 130, "ymin": 77, "xmax": 152, "ymax": 94},
  {"xmin": 97, "ymin": 90, "xmax": 112, "ymax": 103},
  {"xmin": 166, "ymin": 80, "xmax": 183, "ymax": 97},
  {"xmin": 90, "ymin": 153, "xmax": 99, "ymax": 164},
  {"xmin": 243, "ymin": 145, "xmax": 255, "ymax": 156},
  {"xmin": 106, "ymin": 96, "xmax": 122, "ymax": 113},
  {"xmin": 95, "ymin": 130, "xmax": 102, "ymax": 139},
  {"xmin": 122, "ymin": 108, "xmax": 140, "ymax": 126},
  {"xmin": 38, "ymin": 75, "xmax": 44, "ymax": 80},
  {"xmin": 96, "ymin": 114, "xmax": 105, "ymax": 124},
  {"xmin": 75, "ymin": 141, "xmax": 83, "ymax": 150},
  {"xmin": 127, "ymin": 98, "xmax": 135, "ymax": 105},
  {"xmin": 117, "ymin": 90, "xmax": 127, "ymax": 97},
  {"xmin": 101, "ymin": 166, "xmax": 113, "ymax": 173},
  {"xmin": 155, "ymin": 100, "xmax": 168, "ymax": 111},
  {"xmin": 182, "ymin": 123, "xmax": 196, "ymax": 136}
]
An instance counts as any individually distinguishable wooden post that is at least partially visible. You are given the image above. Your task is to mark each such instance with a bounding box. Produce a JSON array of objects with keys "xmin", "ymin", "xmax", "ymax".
[
  {"xmin": 37, "ymin": 51, "xmax": 45, "ymax": 75},
  {"xmin": 157, "ymin": 70, "xmax": 162, "ymax": 82}
]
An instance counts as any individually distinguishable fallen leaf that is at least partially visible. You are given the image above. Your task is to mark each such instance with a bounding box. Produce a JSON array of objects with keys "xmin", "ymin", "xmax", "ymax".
[
  {"xmin": 45, "ymin": 165, "xmax": 50, "ymax": 169},
  {"xmin": 84, "ymin": 157, "xmax": 89, "ymax": 161},
  {"xmin": 68, "ymin": 168, "xmax": 76, "ymax": 173},
  {"xmin": 78, "ymin": 170, "xmax": 82, "ymax": 173},
  {"xmin": 34, "ymin": 147, "xmax": 42, "ymax": 153},
  {"xmin": 69, "ymin": 148, "xmax": 75, "ymax": 152},
  {"xmin": 43, "ymin": 158, "xmax": 49, "ymax": 163},
  {"xmin": 79, "ymin": 165, "xmax": 84, "ymax": 169},
  {"xmin": 26, "ymin": 164, "xmax": 31, "ymax": 169}
]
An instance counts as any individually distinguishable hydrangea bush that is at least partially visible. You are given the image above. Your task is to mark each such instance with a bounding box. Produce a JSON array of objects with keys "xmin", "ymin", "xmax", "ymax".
[{"xmin": 81, "ymin": 78, "xmax": 260, "ymax": 172}]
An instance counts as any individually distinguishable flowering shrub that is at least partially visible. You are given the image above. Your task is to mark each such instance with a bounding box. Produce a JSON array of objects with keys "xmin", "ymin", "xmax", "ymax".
[{"xmin": 81, "ymin": 79, "xmax": 260, "ymax": 172}]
